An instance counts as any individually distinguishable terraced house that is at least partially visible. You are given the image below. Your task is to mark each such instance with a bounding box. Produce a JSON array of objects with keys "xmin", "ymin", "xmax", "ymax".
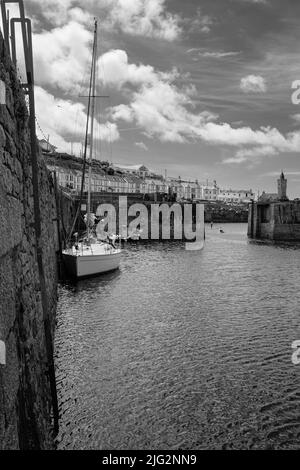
[{"xmin": 41, "ymin": 144, "xmax": 254, "ymax": 203}]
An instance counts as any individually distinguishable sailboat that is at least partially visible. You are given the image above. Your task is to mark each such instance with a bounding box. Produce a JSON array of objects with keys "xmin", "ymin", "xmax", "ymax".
[{"xmin": 62, "ymin": 20, "xmax": 121, "ymax": 278}]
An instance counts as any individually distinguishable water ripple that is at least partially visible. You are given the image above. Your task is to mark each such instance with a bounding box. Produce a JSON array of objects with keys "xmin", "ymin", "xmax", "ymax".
[{"xmin": 55, "ymin": 224, "xmax": 300, "ymax": 450}]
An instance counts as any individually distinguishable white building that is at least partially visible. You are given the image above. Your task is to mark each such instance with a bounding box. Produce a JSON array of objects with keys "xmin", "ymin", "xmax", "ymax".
[
  {"xmin": 43, "ymin": 145, "xmax": 255, "ymax": 203},
  {"xmin": 201, "ymin": 181, "xmax": 219, "ymax": 201},
  {"xmin": 217, "ymin": 189, "xmax": 254, "ymax": 204},
  {"xmin": 167, "ymin": 177, "xmax": 202, "ymax": 201}
]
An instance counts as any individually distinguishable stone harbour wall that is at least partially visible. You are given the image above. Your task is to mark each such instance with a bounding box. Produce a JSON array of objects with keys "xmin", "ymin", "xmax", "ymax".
[
  {"xmin": 0, "ymin": 33, "xmax": 59, "ymax": 449},
  {"xmin": 248, "ymin": 201, "xmax": 300, "ymax": 241}
]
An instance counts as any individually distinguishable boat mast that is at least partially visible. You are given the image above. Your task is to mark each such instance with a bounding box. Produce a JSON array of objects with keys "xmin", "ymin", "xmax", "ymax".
[{"xmin": 87, "ymin": 19, "xmax": 98, "ymax": 242}]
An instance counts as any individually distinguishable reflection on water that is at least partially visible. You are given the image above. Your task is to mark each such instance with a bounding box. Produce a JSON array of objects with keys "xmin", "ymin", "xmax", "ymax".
[{"xmin": 55, "ymin": 224, "xmax": 300, "ymax": 450}]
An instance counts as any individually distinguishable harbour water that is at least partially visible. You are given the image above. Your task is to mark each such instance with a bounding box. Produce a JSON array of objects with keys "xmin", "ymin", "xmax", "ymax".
[{"xmin": 55, "ymin": 223, "xmax": 300, "ymax": 450}]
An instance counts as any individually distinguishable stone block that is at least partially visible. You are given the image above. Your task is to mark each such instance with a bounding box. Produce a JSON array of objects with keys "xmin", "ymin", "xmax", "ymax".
[{"xmin": 0, "ymin": 123, "xmax": 6, "ymax": 148}]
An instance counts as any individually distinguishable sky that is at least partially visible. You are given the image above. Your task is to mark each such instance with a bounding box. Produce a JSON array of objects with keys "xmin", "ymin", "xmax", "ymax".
[{"xmin": 2, "ymin": 0, "xmax": 300, "ymax": 197}]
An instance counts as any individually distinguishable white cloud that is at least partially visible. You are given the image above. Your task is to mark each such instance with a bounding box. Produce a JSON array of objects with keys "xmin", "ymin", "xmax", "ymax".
[
  {"xmin": 98, "ymin": 51, "xmax": 214, "ymax": 142},
  {"xmin": 221, "ymin": 129, "xmax": 300, "ymax": 164},
  {"xmin": 26, "ymin": 0, "xmax": 181, "ymax": 41},
  {"xmin": 111, "ymin": 80, "xmax": 216, "ymax": 143},
  {"xmin": 236, "ymin": 145, "xmax": 278, "ymax": 158},
  {"xmin": 6, "ymin": 0, "xmax": 296, "ymax": 170},
  {"xmin": 12, "ymin": 2, "xmax": 298, "ymax": 166},
  {"xmin": 32, "ymin": 41, "xmax": 300, "ymax": 163},
  {"xmin": 222, "ymin": 155, "xmax": 248, "ymax": 164},
  {"xmin": 100, "ymin": 54, "xmax": 300, "ymax": 159},
  {"xmin": 35, "ymin": 86, "xmax": 119, "ymax": 153},
  {"xmin": 33, "ymin": 21, "xmax": 93, "ymax": 93},
  {"xmin": 198, "ymin": 124, "xmax": 287, "ymax": 148},
  {"xmin": 238, "ymin": 0, "xmax": 268, "ymax": 4},
  {"xmin": 135, "ymin": 142, "xmax": 149, "ymax": 151},
  {"xmin": 98, "ymin": 49, "xmax": 159, "ymax": 89},
  {"xmin": 27, "ymin": 0, "xmax": 78, "ymax": 26},
  {"xmin": 202, "ymin": 51, "xmax": 240, "ymax": 58},
  {"xmin": 240, "ymin": 75, "xmax": 267, "ymax": 93},
  {"xmin": 112, "ymin": 105, "xmax": 135, "ymax": 123},
  {"xmin": 106, "ymin": 0, "xmax": 181, "ymax": 41},
  {"xmin": 223, "ymin": 145, "xmax": 277, "ymax": 164},
  {"xmin": 68, "ymin": 7, "xmax": 94, "ymax": 25},
  {"xmin": 187, "ymin": 48, "xmax": 241, "ymax": 59}
]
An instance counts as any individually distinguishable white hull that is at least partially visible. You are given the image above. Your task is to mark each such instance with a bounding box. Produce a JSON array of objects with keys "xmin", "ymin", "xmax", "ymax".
[{"xmin": 63, "ymin": 244, "xmax": 121, "ymax": 278}]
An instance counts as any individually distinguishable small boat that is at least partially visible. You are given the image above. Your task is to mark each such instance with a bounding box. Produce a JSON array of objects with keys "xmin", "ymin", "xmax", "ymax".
[
  {"xmin": 63, "ymin": 242, "xmax": 121, "ymax": 278},
  {"xmin": 63, "ymin": 20, "xmax": 121, "ymax": 277}
]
